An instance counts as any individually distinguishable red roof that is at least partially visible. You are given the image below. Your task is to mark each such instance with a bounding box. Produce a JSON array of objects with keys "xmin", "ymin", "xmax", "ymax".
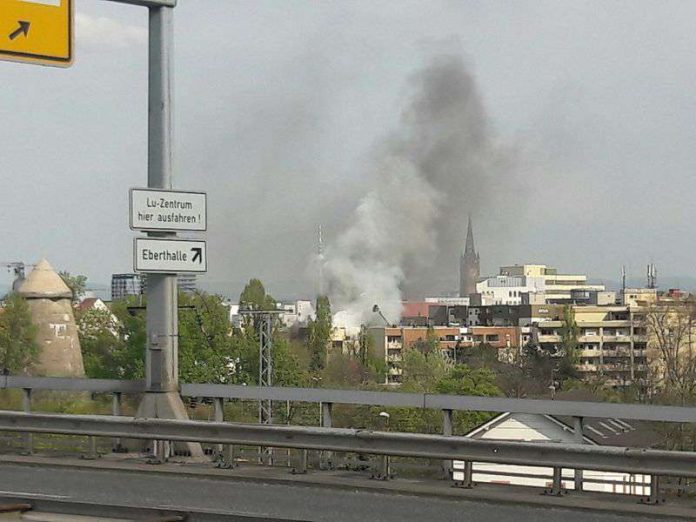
[
  {"xmin": 76, "ymin": 298, "xmax": 99, "ymax": 311},
  {"xmin": 401, "ymin": 301, "xmax": 431, "ymax": 318}
]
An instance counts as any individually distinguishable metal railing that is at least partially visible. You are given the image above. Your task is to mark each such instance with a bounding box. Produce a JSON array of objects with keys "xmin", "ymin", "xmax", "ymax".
[
  {"xmin": 0, "ymin": 410, "xmax": 694, "ymax": 479},
  {"xmin": 1, "ymin": 376, "xmax": 695, "ymax": 503}
]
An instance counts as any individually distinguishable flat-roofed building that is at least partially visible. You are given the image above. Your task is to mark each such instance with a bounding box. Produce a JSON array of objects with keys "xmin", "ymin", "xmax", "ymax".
[
  {"xmin": 497, "ymin": 264, "xmax": 605, "ymax": 304},
  {"xmin": 537, "ymin": 305, "xmax": 648, "ymax": 387},
  {"xmin": 369, "ymin": 325, "xmax": 525, "ymax": 385}
]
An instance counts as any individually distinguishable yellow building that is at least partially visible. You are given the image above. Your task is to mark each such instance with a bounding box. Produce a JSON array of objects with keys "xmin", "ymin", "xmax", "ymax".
[{"xmin": 537, "ymin": 305, "xmax": 647, "ymax": 387}]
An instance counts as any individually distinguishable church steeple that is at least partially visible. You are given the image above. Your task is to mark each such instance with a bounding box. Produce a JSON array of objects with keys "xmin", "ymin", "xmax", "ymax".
[
  {"xmin": 460, "ymin": 216, "xmax": 480, "ymax": 297},
  {"xmin": 464, "ymin": 215, "xmax": 476, "ymax": 256}
]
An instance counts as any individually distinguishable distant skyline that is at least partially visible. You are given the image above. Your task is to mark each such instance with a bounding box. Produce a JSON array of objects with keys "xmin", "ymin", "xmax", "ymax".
[{"xmin": 2, "ymin": 1, "xmax": 696, "ymax": 300}]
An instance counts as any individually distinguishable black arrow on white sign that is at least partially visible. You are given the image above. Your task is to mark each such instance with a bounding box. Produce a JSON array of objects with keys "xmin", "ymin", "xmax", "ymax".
[
  {"xmin": 9, "ymin": 21, "xmax": 30, "ymax": 41},
  {"xmin": 191, "ymin": 247, "xmax": 203, "ymax": 264}
]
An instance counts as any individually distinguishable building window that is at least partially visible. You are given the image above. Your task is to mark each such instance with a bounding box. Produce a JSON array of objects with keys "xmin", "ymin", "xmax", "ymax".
[{"xmin": 486, "ymin": 334, "xmax": 499, "ymax": 342}]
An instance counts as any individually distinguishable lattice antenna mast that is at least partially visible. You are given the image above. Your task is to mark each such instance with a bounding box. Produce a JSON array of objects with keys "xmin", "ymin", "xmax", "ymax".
[
  {"xmin": 238, "ymin": 309, "xmax": 283, "ymax": 428},
  {"xmin": 258, "ymin": 313, "xmax": 273, "ymax": 424},
  {"xmin": 647, "ymin": 263, "xmax": 657, "ymax": 289},
  {"xmin": 317, "ymin": 224, "xmax": 325, "ymax": 297}
]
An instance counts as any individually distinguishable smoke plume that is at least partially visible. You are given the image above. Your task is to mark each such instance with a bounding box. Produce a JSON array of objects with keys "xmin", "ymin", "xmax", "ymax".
[{"xmin": 326, "ymin": 53, "xmax": 518, "ymax": 329}]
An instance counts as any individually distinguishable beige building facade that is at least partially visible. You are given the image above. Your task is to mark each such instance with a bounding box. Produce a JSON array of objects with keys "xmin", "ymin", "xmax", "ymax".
[{"xmin": 537, "ymin": 305, "xmax": 647, "ymax": 387}]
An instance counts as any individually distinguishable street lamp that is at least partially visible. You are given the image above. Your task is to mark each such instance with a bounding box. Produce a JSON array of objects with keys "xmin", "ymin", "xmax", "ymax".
[{"xmin": 374, "ymin": 411, "xmax": 391, "ymax": 480}]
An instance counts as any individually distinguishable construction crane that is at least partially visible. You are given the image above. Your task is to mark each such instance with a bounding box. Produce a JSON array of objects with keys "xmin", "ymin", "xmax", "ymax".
[{"xmin": 1, "ymin": 262, "xmax": 31, "ymax": 292}]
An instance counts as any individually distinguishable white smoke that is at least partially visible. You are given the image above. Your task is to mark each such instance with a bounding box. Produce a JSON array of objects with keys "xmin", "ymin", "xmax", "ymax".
[
  {"xmin": 325, "ymin": 155, "xmax": 440, "ymax": 329},
  {"xmin": 326, "ymin": 53, "xmax": 517, "ymax": 330}
]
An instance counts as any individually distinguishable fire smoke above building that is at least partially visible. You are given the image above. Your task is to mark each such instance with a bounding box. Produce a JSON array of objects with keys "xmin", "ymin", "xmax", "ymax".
[{"xmin": 325, "ymin": 53, "xmax": 518, "ymax": 329}]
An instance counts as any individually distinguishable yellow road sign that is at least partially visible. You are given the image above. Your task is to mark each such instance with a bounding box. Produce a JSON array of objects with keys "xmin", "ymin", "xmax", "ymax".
[{"xmin": 0, "ymin": 0, "xmax": 73, "ymax": 67}]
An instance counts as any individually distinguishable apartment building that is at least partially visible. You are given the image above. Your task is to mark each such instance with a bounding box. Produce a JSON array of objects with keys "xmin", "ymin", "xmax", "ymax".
[
  {"xmin": 369, "ymin": 325, "xmax": 525, "ymax": 385},
  {"xmin": 536, "ymin": 306, "xmax": 648, "ymax": 387}
]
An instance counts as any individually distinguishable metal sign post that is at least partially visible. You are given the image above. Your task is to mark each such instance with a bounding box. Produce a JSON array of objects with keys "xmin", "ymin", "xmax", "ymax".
[
  {"xmin": 3, "ymin": 0, "xmax": 200, "ymax": 458},
  {"xmin": 133, "ymin": 2, "xmax": 203, "ymax": 458}
]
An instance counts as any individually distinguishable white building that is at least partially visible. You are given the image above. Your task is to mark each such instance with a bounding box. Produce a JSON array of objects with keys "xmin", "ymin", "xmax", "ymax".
[
  {"xmin": 425, "ymin": 296, "xmax": 470, "ymax": 306},
  {"xmin": 476, "ymin": 265, "xmax": 605, "ymax": 305},
  {"xmin": 476, "ymin": 275, "xmax": 545, "ymax": 305},
  {"xmin": 278, "ymin": 300, "xmax": 315, "ymax": 329},
  {"xmin": 453, "ymin": 411, "xmax": 653, "ymax": 496}
]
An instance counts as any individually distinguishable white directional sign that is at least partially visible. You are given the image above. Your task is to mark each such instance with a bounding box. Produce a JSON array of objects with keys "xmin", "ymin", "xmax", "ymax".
[
  {"xmin": 130, "ymin": 188, "xmax": 207, "ymax": 232},
  {"xmin": 134, "ymin": 238, "xmax": 207, "ymax": 274}
]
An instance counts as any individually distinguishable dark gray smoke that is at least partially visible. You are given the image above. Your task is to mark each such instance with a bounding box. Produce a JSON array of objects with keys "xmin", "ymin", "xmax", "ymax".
[{"xmin": 326, "ymin": 54, "xmax": 520, "ymax": 328}]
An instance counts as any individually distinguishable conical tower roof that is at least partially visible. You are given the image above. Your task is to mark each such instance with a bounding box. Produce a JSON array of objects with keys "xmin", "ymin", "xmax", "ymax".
[
  {"xmin": 18, "ymin": 259, "xmax": 72, "ymax": 299},
  {"xmin": 463, "ymin": 215, "xmax": 477, "ymax": 256}
]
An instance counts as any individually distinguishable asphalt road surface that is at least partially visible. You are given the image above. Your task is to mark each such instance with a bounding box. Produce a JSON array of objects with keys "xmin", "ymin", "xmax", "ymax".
[{"xmin": 0, "ymin": 464, "xmax": 681, "ymax": 521}]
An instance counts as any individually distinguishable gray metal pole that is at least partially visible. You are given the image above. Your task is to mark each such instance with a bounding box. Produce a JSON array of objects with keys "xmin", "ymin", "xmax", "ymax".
[
  {"xmin": 135, "ymin": 4, "xmax": 202, "ymax": 457},
  {"xmin": 441, "ymin": 409, "xmax": 453, "ymax": 479},
  {"xmin": 146, "ymin": 5, "xmax": 176, "ymax": 394},
  {"xmin": 573, "ymin": 416, "xmax": 584, "ymax": 492}
]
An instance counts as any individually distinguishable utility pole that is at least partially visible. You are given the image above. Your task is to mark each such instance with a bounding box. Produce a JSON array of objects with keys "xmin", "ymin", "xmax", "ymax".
[
  {"xmin": 240, "ymin": 309, "xmax": 282, "ymax": 464},
  {"xmin": 124, "ymin": 0, "xmax": 203, "ymax": 458}
]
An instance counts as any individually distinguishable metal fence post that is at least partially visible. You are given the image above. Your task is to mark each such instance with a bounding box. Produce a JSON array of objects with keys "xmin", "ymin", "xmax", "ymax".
[
  {"xmin": 219, "ymin": 443, "xmax": 236, "ymax": 469},
  {"xmin": 320, "ymin": 402, "xmax": 333, "ymax": 470},
  {"xmin": 442, "ymin": 409, "xmax": 453, "ymax": 479},
  {"xmin": 641, "ymin": 475, "xmax": 664, "ymax": 504},
  {"xmin": 21, "ymin": 388, "xmax": 32, "ymax": 455},
  {"xmin": 111, "ymin": 392, "xmax": 125, "ymax": 453},
  {"xmin": 573, "ymin": 416, "xmax": 584, "ymax": 492},
  {"xmin": 545, "ymin": 466, "xmax": 564, "ymax": 496},
  {"xmin": 292, "ymin": 449, "xmax": 308, "ymax": 475},
  {"xmin": 213, "ymin": 398, "xmax": 224, "ymax": 461},
  {"xmin": 461, "ymin": 460, "xmax": 474, "ymax": 488},
  {"xmin": 84, "ymin": 434, "xmax": 98, "ymax": 460},
  {"xmin": 372, "ymin": 454, "xmax": 390, "ymax": 480}
]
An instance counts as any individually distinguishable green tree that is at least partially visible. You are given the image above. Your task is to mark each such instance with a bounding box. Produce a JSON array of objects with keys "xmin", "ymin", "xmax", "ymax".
[
  {"xmin": 435, "ymin": 364, "xmax": 501, "ymax": 433},
  {"xmin": 411, "ymin": 326, "xmax": 440, "ymax": 357},
  {"xmin": 77, "ymin": 307, "xmax": 126, "ymax": 379},
  {"xmin": 58, "ymin": 272, "xmax": 87, "ymax": 303},
  {"xmin": 77, "ymin": 297, "xmax": 146, "ymax": 380},
  {"xmin": 239, "ymin": 279, "xmax": 276, "ymax": 311},
  {"xmin": 401, "ymin": 349, "xmax": 450, "ymax": 391},
  {"xmin": 357, "ymin": 325, "xmax": 374, "ymax": 365},
  {"xmin": 178, "ymin": 291, "xmax": 236, "ymax": 383},
  {"xmin": 0, "ymin": 293, "xmax": 39, "ymax": 374},
  {"xmin": 557, "ymin": 305, "xmax": 580, "ymax": 384},
  {"xmin": 559, "ymin": 305, "xmax": 579, "ymax": 356},
  {"xmin": 307, "ymin": 295, "xmax": 331, "ymax": 373}
]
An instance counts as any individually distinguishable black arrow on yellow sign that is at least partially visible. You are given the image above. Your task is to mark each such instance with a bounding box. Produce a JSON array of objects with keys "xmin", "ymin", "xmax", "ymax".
[{"xmin": 9, "ymin": 21, "xmax": 30, "ymax": 41}]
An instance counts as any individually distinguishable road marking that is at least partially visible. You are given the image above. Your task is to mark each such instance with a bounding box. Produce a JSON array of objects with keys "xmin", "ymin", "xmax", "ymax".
[
  {"xmin": 0, "ymin": 490, "xmax": 69, "ymax": 500},
  {"xmin": 157, "ymin": 504, "xmax": 289, "ymax": 518}
]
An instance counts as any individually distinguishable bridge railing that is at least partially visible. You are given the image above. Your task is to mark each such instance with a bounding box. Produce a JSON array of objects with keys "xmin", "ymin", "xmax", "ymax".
[{"xmin": 1, "ymin": 376, "xmax": 694, "ymax": 503}]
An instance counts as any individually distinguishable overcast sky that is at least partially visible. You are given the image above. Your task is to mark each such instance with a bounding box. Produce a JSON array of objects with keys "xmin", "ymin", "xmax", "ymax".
[{"xmin": 2, "ymin": 0, "xmax": 696, "ymax": 298}]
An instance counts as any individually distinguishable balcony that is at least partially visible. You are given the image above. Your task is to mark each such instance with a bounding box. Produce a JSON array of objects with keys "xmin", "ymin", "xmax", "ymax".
[
  {"xmin": 602, "ymin": 363, "xmax": 631, "ymax": 372},
  {"xmin": 537, "ymin": 335, "xmax": 560, "ymax": 344},
  {"xmin": 577, "ymin": 364, "xmax": 598, "ymax": 372},
  {"xmin": 601, "ymin": 349, "xmax": 631, "ymax": 358},
  {"xmin": 601, "ymin": 335, "xmax": 632, "ymax": 343},
  {"xmin": 387, "ymin": 341, "xmax": 402, "ymax": 350}
]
